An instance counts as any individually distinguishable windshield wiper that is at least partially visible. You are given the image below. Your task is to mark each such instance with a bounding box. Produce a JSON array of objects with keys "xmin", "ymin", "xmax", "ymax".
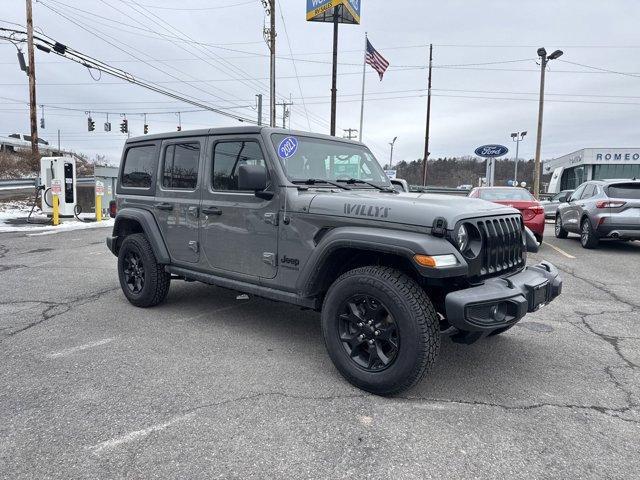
[
  {"xmin": 292, "ymin": 179, "xmax": 351, "ymax": 190},
  {"xmin": 336, "ymin": 178, "xmax": 397, "ymax": 193}
]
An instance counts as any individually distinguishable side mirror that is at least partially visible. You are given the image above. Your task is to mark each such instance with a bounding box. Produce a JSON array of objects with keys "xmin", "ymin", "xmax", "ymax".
[
  {"xmin": 238, "ymin": 164, "xmax": 267, "ymax": 191},
  {"xmin": 524, "ymin": 226, "xmax": 539, "ymax": 252}
]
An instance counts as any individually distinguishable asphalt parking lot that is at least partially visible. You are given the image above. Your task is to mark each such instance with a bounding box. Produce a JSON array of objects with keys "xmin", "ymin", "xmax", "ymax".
[{"xmin": 1, "ymin": 223, "xmax": 639, "ymax": 479}]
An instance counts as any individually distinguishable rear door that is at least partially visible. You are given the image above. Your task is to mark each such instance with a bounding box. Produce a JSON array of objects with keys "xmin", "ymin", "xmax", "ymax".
[
  {"xmin": 154, "ymin": 137, "xmax": 204, "ymax": 265},
  {"xmin": 199, "ymin": 135, "xmax": 279, "ymax": 279}
]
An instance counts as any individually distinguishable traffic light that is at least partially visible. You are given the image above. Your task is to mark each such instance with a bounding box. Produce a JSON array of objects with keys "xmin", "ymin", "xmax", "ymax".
[
  {"xmin": 87, "ymin": 117, "xmax": 95, "ymax": 132},
  {"xmin": 177, "ymin": 125, "xmax": 181, "ymax": 132},
  {"xmin": 144, "ymin": 124, "xmax": 149, "ymax": 134},
  {"xmin": 104, "ymin": 122, "xmax": 111, "ymax": 132},
  {"xmin": 120, "ymin": 119, "xmax": 128, "ymax": 133}
]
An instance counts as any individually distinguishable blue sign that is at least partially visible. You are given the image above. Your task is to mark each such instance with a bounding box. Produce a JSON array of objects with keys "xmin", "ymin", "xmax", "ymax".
[
  {"xmin": 278, "ymin": 136, "xmax": 298, "ymax": 159},
  {"xmin": 475, "ymin": 144, "xmax": 509, "ymax": 158}
]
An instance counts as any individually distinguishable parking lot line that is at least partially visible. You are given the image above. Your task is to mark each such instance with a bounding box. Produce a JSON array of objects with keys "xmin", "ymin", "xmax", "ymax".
[
  {"xmin": 88, "ymin": 413, "xmax": 195, "ymax": 454},
  {"xmin": 47, "ymin": 338, "xmax": 115, "ymax": 358},
  {"xmin": 543, "ymin": 242, "xmax": 576, "ymax": 259}
]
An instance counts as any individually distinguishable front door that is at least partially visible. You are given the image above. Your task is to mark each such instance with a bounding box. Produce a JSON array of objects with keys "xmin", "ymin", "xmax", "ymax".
[
  {"xmin": 199, "ymin": 136, "xmax": 279, "ymax": 279},
  {"xmin": 563, "ymin": 183, "xmax": 587, "ymax": 232},
  {"xmin": 154, "ymin": 138, "xmax": 204, "ymax": 264}
]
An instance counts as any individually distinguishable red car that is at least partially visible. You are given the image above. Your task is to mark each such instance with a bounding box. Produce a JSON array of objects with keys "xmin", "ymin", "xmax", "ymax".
[{"xmin": 469, "ymin": 187, "xmax": 545, "ymax": 243}]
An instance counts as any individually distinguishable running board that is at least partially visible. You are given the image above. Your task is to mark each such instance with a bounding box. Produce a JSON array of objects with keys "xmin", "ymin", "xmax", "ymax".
[{"xmin": 166, "ymin": 266, "xmax": 317, "ymax": 309}]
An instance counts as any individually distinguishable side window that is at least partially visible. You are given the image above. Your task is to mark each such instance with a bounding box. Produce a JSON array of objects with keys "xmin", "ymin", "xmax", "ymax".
[
  {"xmin": 581, "ymin": 184, "xmax": 595, "ymax": 199},
  {"xmin": 122, "ymin": 145, "xmax": 157, "ymax": 188},
  {"xmin": 212, "ymin": 141, "xmax": 266, "ymax": 191},
  {"xmin": 162, "ymin": 142, "xmax": 200, "ymax": 190},
  {"xmin": 570, "ymin": 184, "xmax": 586, "ymax": 202}
]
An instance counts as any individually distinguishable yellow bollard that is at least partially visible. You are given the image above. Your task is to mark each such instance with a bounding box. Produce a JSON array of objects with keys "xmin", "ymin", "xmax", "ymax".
[
  {"xmin": 52, "ymin": 194, "xmax": 59, "ymax": 226},
  {"xmin": 95, "ymin": 194, "xmax": 102, "ymax": 222}
]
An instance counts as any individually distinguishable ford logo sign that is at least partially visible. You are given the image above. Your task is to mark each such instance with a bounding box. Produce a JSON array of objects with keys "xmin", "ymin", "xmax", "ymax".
[{"xmin": 475, "ymin": 144, "xmax": 509, "ymax": 158}]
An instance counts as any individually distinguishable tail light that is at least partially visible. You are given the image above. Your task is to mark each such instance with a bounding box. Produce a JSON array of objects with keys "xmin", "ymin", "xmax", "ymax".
[
  {"xmin": 522, "ymin": 205, "xmax": 544, "ymax": 220},
  {"xmin": 596, "ymin": 200, "xmax": 626, "ymax": 209},
  {"xmin": 109, "ymin": 200, "xmax": 117, "ymax": 218}
]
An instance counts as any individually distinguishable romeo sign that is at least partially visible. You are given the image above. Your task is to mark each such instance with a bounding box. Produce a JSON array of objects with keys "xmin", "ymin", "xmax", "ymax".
[{"xmin": 475, "ymin": 145, "xmax": 509, "ymax": 158}]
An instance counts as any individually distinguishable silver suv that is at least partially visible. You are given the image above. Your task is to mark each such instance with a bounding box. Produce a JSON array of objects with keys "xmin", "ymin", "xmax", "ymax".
[{"xmin": 555, "ymin": 179, "xmax": 640, "ymax": 248}]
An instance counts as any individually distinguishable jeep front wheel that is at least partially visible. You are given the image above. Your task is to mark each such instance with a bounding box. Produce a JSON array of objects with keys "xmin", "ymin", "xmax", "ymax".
[
  {"xmin": 321, "ymin": 266, "xmax": 440, "ymax": 396},
  {"xmin": 117, "ymin": 233, "xmax": 171, "ymax": 307}
]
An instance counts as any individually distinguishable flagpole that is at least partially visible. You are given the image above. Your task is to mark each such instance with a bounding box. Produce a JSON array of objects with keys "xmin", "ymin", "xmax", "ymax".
[{"xmin": 358, "ymin": 32, "xmax": 367, "ymax": 142}]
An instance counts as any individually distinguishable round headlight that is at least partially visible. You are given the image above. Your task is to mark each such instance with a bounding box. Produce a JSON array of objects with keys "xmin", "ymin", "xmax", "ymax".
[{"xmin": 456, "ymin": 224, "xmax": 469, "ymax": 252}]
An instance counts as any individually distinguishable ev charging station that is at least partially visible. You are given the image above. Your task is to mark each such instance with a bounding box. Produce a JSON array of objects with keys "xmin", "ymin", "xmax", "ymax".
[{"xmin": 39, "ymin": 157, "xmax": 77, "ymax": 217}]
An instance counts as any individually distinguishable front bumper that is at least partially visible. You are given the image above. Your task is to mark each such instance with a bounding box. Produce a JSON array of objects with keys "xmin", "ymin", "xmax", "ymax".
[{"xmin": 444, "ymin": 261, "xmax": 562, "ymax": 334}]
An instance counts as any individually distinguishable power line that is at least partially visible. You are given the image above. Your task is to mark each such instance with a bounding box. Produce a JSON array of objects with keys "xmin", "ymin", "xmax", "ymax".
[
  {"xmin": 277, "ymin": 0, "xmax": 310, "ymax": 130},
  {"xmin": 120, "ymin": 0, "xmax": 257, "ymax": 11}
]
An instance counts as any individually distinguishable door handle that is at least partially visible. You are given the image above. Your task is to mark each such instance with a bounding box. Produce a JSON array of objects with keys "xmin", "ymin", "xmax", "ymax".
[
  {"xmin": 155, "ymin": 202, "xmax": 173, "ymax": 211},
  {"xmin": 202, "ymin": 206, "xmax": 222, "ymax": 216}
]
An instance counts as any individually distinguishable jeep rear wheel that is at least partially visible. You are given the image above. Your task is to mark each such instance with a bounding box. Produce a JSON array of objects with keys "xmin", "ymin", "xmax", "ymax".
[
  {"xmin": 321, "ymin": 266, "xmax": 440, "ymax": 396},
  {"xmin": 118, "ymin": 233, "xmax": 171, "ymax": 307}
]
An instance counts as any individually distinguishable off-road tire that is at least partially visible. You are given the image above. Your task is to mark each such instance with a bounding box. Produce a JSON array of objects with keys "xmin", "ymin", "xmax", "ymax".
[
  {"xmin": 555, "ymin": 215, "xmax": 568, "ymax": 239},
  {"xmin": 321, "ymin": 266, "xmax": 440, "ymax": 396},
  {"xmin": 580, "ymin": 218, "xmax": 599, "ymax": 249},
  {"xmin": 118, "ymin": 233, "xmax": 171, "ymax": 307}
]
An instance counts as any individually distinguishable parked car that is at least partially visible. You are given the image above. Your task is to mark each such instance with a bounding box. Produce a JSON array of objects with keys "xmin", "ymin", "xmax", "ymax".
[
  {"xmin": 555, "ymin": 179, "xmax": 640, "ymax": 248},
  {"xmin": 541, "ymin": 190, "xmax": 574, "ymax": 219},
  {"xmin": 107, "ymin": 126, "xmax": 562, "ymax": 395},
  {"xmin": 468, "ymin": 187, "xmax": 546, "ymax": 243}
]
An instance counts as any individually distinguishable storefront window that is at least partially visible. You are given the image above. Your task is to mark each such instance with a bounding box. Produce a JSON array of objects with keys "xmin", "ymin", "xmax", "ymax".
[
  {"xmin": 560, "ymin": 166, "xmax": 587, "ymax": 190},
  {"xmin": 593, "ymin": 164, "xmax": 640, "ymax": 181}
]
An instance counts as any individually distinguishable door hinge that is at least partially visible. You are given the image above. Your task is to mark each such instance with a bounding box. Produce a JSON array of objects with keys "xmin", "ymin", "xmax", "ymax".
[
  {"xmin": 262, "ymin": 252, "xmax": 276, "ymax": 266},
  {"xmin": 188, "ymin": 240, "xmax": 199, "ymax": 253},
  {"xmin": 264, "ymin": 212, "xmax": 279, "ymax": 226}
]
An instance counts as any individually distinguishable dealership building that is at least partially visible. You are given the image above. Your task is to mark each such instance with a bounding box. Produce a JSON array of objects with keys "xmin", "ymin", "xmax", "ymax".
[{"xmin": 544, "ymin": 148, "xmax": 640, "ymax": 193}]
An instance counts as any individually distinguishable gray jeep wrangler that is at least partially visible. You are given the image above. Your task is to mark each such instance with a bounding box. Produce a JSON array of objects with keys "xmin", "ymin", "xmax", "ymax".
[{"xmin": 107, "ymin": 126, "xmax": 562, "ymax": 395}]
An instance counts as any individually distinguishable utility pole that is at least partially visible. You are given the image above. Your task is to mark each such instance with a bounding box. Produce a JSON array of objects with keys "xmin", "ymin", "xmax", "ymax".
[
  {"xmin": 421, "ymin": 44, "xmax": 433, "ymax": 186},
  {"xmin": 343, "ymin": 128, "xmax": 358, "ymax": 140},
  {"xmin": 256, "ymin": 94, "xmax": 263, "ymax": 125},
  {"xmin": 263, "ymin": 0, "xmax": 276, "ymax": 127},
  {"xmin": 276, "ymin": 98, "xmax": 292, "ymax": 128},
  {"xmin": 57, "ymin": 129, "xmax": 60, "ymax": 153},
  {"xmin": 329, "ymin": 4, "xmax": 340, "ymax": 136},
  {"xmin": 533, "ymin": 47, "xmax": 563, "ymax": 198},
  {"xmin": 25, "ymin": 0, "xmax": 39, "ymax": 162}
]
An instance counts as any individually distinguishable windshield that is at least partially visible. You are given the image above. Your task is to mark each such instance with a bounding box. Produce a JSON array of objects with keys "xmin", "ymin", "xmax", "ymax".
[
  {"xmin": 271, "ymin": 134, "xmax": 390, "ymax": 186},
  {"xmin": 478, "ymin": 188, "xmax": 534, "ymax": 201}
]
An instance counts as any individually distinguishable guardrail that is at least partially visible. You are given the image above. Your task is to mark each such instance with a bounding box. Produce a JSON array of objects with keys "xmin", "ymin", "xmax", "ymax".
[{"xmin": 0, "ymin": 177, "xmax": 96, "ymax": 189}]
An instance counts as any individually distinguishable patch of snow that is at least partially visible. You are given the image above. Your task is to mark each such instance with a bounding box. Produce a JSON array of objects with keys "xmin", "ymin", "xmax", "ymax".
[{"xmin": 0, "ymin": 200, "xmax": 113, "ymax": 234}]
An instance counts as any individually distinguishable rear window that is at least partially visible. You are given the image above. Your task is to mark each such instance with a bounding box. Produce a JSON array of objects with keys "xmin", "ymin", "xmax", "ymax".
[
  {"xmin": 122, "ymin": 145, "xmax": 156, "ymax": 188},
  {"xmin": 607, "ymin": 183, "xmax": 640, "ymax": 199},
  {"xmin": 478, "ymin": 188, "xmax": 534, "ymax": 201}
]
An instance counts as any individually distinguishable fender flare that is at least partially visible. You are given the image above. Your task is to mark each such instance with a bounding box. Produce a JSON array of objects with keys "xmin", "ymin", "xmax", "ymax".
[
  {"xmin": 296, "ymin": 226, "xmax": 467, "ymax": 296},
  {"xmin": 112, "ymin": 208, "xmax": 171, "ymax": 264}
]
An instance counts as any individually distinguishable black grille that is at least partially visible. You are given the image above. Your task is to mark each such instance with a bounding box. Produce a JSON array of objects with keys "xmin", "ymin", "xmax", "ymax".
[{"xmin": 474, "ymin": 215, "xmax": 525, "ymax": 278}]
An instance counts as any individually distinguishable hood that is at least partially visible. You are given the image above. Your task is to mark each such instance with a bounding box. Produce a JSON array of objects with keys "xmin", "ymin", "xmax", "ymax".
[{"xmin": 307, "ymin": 191, "xmax": 518, "ymax": 228}]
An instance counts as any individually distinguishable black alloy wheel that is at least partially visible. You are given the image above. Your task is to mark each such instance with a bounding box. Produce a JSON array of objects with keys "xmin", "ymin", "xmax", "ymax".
[
  {"xmin": 123, "ymin": 250, "xmax": 145, "ymax": 294},
  {"xmin": 338, "ymin": 294, "xmax": 400, "ymax": 371}
]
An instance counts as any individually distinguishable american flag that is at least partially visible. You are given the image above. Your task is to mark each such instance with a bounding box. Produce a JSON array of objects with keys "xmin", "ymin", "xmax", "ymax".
[{"xmin": 365, "ymin": 39, "xmax": 389, "ymax": 80}]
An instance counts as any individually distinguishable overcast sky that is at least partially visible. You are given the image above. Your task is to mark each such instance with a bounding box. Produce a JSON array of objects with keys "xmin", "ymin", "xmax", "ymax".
[{"xmin": 2, "ymin": 0, "xmax": 640, "ymax": 165}]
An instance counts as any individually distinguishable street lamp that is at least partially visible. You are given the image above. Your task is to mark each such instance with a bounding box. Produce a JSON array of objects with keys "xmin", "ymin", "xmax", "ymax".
[
  {"xmin": 510, "ymin": 131, "xmax": 527, "ymax": 183},
  {"xmin": 389, "ymin": 136, "xmax": 398, "ymax": 168},
  {"xmin": 533, "ymin": 47, "xmax": 563, "ymax": 198}
]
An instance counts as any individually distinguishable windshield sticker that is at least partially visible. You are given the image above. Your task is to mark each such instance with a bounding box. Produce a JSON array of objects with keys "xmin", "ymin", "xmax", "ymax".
[{"xmin": 278, "ymin": 136, "xmax": 298, "ymax": 159}]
